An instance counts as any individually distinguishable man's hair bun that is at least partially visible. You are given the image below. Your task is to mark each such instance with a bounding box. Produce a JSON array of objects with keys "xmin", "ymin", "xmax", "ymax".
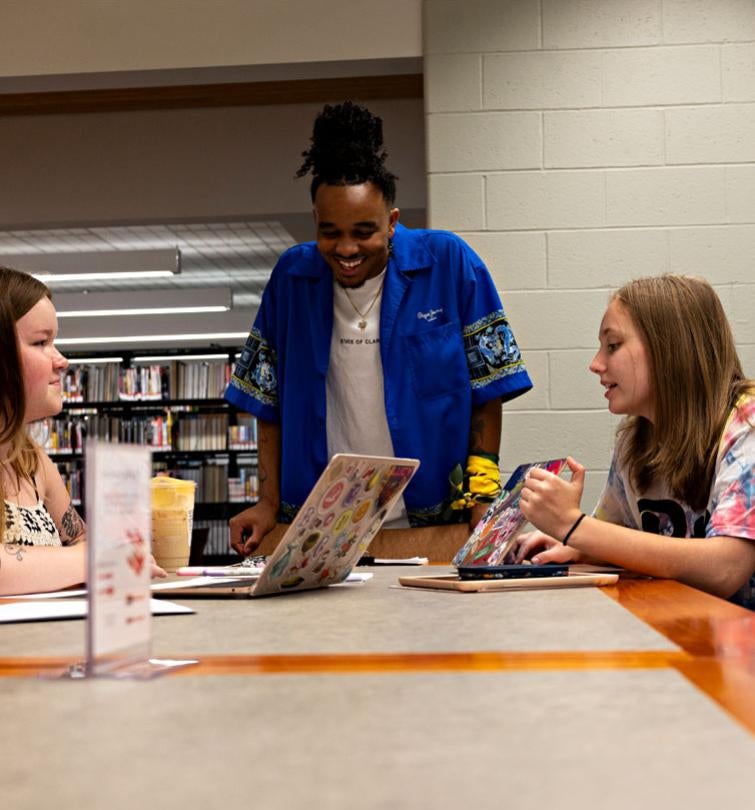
[{"xmin": 296, "ymin": 101, "xmax": 397, "ymax": 204}]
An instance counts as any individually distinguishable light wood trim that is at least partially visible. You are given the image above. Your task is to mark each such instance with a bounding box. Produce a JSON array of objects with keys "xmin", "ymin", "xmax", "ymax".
[
  {"xmin": 603, "ymin": 579, "xmax": 755, "ymax": 733},
  {"xmin": 0, "ymin": 649, "xmax": 685, "ymax": 679},
  {"xmin": 673, "ymin": 657, "xmax": 755, "ymax": 735},
  {"xmin": 601, "ymin": 578, "xmax": 755, "ymax": 657},
  {"xmin": 175, "ymin": 650, "xmax": 687, "ymax": 674},
  {"xmin": 0, "ymin": 74, "xmax": 422, "ymax": 117}
]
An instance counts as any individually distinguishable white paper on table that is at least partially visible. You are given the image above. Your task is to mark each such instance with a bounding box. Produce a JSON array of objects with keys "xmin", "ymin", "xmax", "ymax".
[
  {"xmin": 0, "ymin": 599, "xmax": 194, "ymax": 624},
  {"xmin": 150, "ymin": 576, "xmax": 256, "ymax": 591},
  {"xmin": 340, "ymin": 572, "xmax": 374, "ymax": 584},
  {"xmin": 11, "ymin": 578, "xmax": 255, "ymax": 599},
  {"xmin": 10, "ymin": 588, "xmax": 88, "ymax": 600},
  {"xmin": 11, "ymin": 571, "xmax": 372, "ymax": 600}
]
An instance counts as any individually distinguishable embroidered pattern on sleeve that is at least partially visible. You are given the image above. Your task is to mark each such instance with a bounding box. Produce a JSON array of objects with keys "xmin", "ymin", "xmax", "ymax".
[
  {"xmin": 463, "ymin": 311, "xmax": 524, "ymax": 389},
  {"xmin": 229, "ymin": 327, "xmax": 279, "ymax": 407}
]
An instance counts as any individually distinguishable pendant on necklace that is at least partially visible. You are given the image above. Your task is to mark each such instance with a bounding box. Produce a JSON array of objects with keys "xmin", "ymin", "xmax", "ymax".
[{"xmin": 358, "ymin": 319, "xmax": 367, "ymax": 331}]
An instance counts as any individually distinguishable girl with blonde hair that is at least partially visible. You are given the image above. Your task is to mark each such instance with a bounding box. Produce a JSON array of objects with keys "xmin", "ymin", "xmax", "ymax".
[
  {"xmin": 0, "ymin": 266, "xmax": 165, "ymax": 594},
  {"xmin": 518, "ymin": 274, "xmax": 755, "ymax": 603}
]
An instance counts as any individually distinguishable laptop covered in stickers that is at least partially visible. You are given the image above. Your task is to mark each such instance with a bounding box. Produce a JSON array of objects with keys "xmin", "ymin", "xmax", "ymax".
[{"xmin": 159, "ymin": 453, "xmax": 419, "ymax": 598}]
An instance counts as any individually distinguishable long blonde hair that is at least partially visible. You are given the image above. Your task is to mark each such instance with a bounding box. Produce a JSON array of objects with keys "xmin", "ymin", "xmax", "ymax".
[
  {"xmin": 0, "ymin": 267, "xmax": 53, "ymax": 542},
  {"xmin": 614, "ymin": 274, "xmax": 752, "ymax": 510}
]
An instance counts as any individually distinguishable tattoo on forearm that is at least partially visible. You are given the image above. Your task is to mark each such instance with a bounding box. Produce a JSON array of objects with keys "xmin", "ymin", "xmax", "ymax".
[
  {"xmin": 257, "ymin": 466, "xmax": 269, "ymax": 497},
  {"xmin": 60, "ymin": 505, "xmax": 85, "ymax": 546},
  {"xmin": 257, "ymin": 432, "xmax": 268, "ymax": 495},
  {"xmin": 469, "ymin": 417, "xmax": 485, "ymax": 454},
  {"xmin": 4, "ymin": 542, "xmax": 25, "ymax": 562}
]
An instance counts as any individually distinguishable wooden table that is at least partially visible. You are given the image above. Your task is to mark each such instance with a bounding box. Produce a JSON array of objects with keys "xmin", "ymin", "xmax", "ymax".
[{"xmin": 0, "ymin": 562, "xmax": 753, "ymax": 810}]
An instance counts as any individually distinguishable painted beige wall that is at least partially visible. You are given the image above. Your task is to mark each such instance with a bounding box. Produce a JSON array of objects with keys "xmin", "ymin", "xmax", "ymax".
[
  {"xmin": 0, "ymin": 2, "xmax": 425, "ymax": 230},
  {"xmin": 424, "ymin": 0, "xmax": 755, "ymax": 508},
  {"xmin": 0, "ymin": 99, "xmax": 426, "ymax": 229},
  {"xmin": 0, "ymin": 0, "xmax": 422, "ymax": 77}
]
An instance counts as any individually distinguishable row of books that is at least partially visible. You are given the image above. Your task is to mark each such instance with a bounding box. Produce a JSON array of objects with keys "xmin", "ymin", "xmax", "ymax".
[
  {"xmin": 42, "ymin": 418, "xmax": 85, "ymax": 455},
  {"xmin": 146, "ymin": 454, "xmax": 259, "ymax": 504},
  {"xmin": 117, "ymin": 366, "xmax": 167, "ymax": 400},
  {"xmin": 175, "ymin": 414, "xmax": 229, "ymax": 451},
  {"xmin": 61, "ymin": 359, "xmax": 233, "ymax": 402},
  {"xmin": 228, "ymin": 414, "xmax": 258, "ymax": 450},
  {"xmin": 55, "ymin": 455, "xmax": 259, "ymax": 508},
  {"xmin": 41, "ymin": 414, "xmax": 173, "ymax": 453},
  {"xmin": 56, "ymin": 461, "xmax": 83, "ymax": 505},
  {"xmin": 194, "ymin": 519, "xmax": 234, "ymax": 557},
  {"xmin": 61, "ymin": 364, "xmax": 119, "ymax": 402},
  {"xmin": 39, "ymin": 413, "xmax": 256, "ymax": 454},
  {"xmin": 228, "ymin": 466, "xmax": 260, "ymax": 503},
  {"xmin": 172, "ymin": 361, "xmax": 231, "ymax": 400}
]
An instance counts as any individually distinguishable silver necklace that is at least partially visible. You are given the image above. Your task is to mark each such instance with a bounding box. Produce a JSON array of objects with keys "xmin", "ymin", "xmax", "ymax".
[{"xmin": 343, "ymin": 277, "xmax": 384, "ymax": 333}]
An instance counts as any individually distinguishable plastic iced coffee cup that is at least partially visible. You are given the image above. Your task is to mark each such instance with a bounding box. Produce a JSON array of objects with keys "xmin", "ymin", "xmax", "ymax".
[{"xmin": 150, "ymin": 477, "xmax": 197, "ymax": 573}]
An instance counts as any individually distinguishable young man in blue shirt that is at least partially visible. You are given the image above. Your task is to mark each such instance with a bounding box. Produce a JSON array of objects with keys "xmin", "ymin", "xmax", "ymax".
[{"xmin": 225, "ymin": 102, "xmax": 532, "ymax": 554}]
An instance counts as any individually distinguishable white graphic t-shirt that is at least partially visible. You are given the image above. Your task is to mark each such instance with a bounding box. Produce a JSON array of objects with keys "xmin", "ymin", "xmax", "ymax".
[{"xmin": 326, "ymin": 269, "xmax": 407, "ymax": 524}]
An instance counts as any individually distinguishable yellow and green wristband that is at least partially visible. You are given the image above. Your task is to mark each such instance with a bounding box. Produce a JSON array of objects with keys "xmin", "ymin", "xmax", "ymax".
[{"xmin": 449, "ymin": 451, "xmax": 502, "ymax": 510}]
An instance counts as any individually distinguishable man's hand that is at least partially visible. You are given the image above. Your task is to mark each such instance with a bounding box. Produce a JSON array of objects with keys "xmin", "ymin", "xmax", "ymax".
[{"xmin": 229, "ymin": 500, "xmax": 278, "ymax": 556}]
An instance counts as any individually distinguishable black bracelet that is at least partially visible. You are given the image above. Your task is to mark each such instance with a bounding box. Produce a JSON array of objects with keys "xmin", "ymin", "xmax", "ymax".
[{"xmin": 562, "ymin": 513, "xmax": 586, "ymax": 545}]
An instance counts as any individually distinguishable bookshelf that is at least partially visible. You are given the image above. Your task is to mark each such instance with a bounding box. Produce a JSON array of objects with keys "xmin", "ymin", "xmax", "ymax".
[{"xmin": 43, "ymin": 348, "xmax": 258, "ymax": 560}]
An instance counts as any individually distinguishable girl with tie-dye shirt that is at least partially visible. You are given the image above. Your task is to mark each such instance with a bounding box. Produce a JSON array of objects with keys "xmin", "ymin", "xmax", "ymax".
[{"xmin": 517, "ymin": 275, "xmax": 755, "ymax": 604}]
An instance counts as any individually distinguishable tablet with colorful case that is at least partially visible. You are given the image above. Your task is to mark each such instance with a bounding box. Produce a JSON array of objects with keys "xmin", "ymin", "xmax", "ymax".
[{"xmin": 452, "ymin": 458, "xmax": 567, "ymax": 569}]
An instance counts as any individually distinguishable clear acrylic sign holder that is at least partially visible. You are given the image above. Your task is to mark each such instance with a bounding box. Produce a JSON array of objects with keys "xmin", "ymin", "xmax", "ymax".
[{"xmin": 60, "ymin": 440, "xmax": 196, "ymax": 679}]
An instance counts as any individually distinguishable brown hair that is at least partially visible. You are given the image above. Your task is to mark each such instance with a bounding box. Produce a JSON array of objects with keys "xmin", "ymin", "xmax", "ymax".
[
  {"xmin": 0, "ymin": 266, "xmax": 53, "ymax": 542},
  {"xmin": 613, "ymin": 274, "xmax": 752, "ymax": 510}
]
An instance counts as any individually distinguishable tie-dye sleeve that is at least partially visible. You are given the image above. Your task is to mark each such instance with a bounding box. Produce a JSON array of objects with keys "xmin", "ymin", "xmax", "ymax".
[
  {"xmin": 592, "ymin": 451, "xmax": 639, "ymax": 529},
  {"xmin": 706, "ymin": 396, "xmax": 755, "ymax": 541}
]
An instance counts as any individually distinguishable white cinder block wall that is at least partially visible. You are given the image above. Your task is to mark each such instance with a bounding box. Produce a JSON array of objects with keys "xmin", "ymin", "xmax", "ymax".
[{"xmin": 424, "ymin": 0, "xmax": 755, "ymax": 510}]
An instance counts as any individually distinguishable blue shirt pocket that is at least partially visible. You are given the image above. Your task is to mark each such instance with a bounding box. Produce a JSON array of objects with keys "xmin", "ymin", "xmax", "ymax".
[{"xmin": 404, "ymin": 320, "xmax": 468, "ymax": 399}]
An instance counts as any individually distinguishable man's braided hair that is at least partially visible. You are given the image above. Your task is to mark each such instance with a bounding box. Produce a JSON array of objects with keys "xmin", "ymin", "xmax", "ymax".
[{"xmin": 296, "ymin": 101, "xmax": 397, "ymax": 204}]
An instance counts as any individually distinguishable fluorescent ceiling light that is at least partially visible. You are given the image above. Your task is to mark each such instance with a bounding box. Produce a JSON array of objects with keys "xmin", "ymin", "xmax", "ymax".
[
  {"xmin": 55, "ymin": 310, "xmax": 251, "ymax": 349},
  {"xmin": 66, "ymin": 356, "xmax": 124, "ymax": 364},
  {"xmin": 42, "ymin": 270, "xmax": 176, "ymax": 282},
  {"xmin": 54, "ymin": 287, "xmax": 231, "ymax": 318},
  {"xmin": 0, "ymin": 248, "xmax": 181, "ymax": 282},
  {"xmin": 56, "ymin": 333, "xmax": 248, "ymax": 346},
  {"xmin": 58, "ymin": 305, "xmax": 227, "ymax": 318},
  {"xmin": 132, "ymin": 353, "xmax": 230, "ymax": 362}
]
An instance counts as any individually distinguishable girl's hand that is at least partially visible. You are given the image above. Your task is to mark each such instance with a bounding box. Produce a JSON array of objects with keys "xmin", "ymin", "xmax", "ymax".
[
  {"xmin": 514, "ymin": 530, "xmax": 582, "ymax": 565},
  {"xmin": 519, "ymin": 456, "xmax": 585, "ymax": 541},
  {"xmin": 150, "ymin": 555, "xmax": 167, "ymax": 578},
  {"xmin": 512, "ymin": 530, "xmax": 559, "ymax": 562}
]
